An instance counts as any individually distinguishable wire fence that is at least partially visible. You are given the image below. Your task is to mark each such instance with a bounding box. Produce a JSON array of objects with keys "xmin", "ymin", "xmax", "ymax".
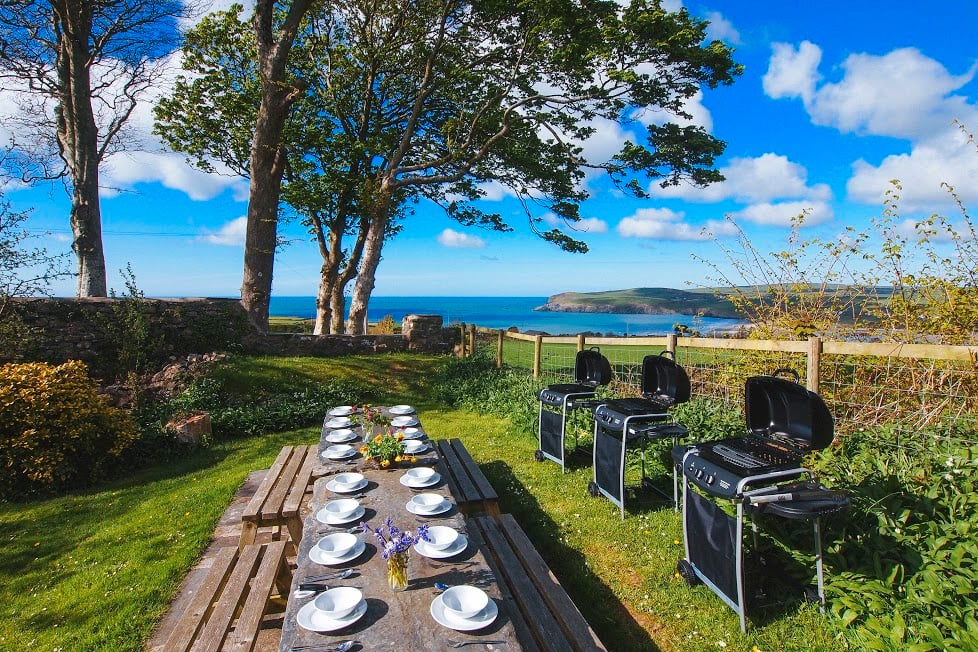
[{"xmin": 469, "ymin": 327, "xmax": 978, "ymax": 448}]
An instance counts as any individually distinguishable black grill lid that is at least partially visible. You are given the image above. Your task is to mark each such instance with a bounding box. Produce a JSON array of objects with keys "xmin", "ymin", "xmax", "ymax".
[
  {"xmin": 574, "ymin": 347, "xmax": 612, "ymax": 386},
  {"xmin": 640, "ymin": 352, "xmax": 690, "ymax": 406},
  {"xmin": 745, "ymin": 368, "xmax": 833, "ymax": 452}
]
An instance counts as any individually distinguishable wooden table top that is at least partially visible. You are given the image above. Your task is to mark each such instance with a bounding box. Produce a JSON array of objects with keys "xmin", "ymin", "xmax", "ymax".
[{"xmin": 278, "ymin": 409, "xmax": 521, "ymax": 652}]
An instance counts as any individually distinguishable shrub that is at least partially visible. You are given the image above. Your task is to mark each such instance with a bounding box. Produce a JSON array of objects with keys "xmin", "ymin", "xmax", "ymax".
[{"xmin": 0, "ymin": 360, "xmax": 139, "ymax": 497}]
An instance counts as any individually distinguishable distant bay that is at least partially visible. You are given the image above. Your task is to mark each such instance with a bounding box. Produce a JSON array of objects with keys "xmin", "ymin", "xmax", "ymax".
[{"xmin": 269, "ymin": 296, "xmax": 745, "ymax": 336}]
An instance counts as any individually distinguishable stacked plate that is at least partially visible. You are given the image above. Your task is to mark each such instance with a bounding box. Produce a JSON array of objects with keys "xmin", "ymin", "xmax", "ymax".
[
  {"xmin": 414, "ymin": 525, "xmax": 468, "ymax": 559},
  {"xmin": 326, "ymin": 472, "xmax": 367, "ymax": 494},
  {"xmin": 328, "ymin": 405, "xmax": 355, "ymax": 417},
  {"xmin": 316, "ymin": 498, "xmax": 364, "ymax": 525},
  {"xmin": 430, "ymin": 585, "xmax": 498, "ymax": 630},
  {"xmin": 323, "ymin": 444, "xmax": 357, "ymax": 460},
  {"xmin": 403, "ymin": 439, "xmax": 428, "ymax": 455},
  {"xmin": 400, "ymin": 427, "xmax": 424, "ymax": 440},
  {"xmin": 297, "ymin": 586, "xmax": 367, "ymax": 632},
  {"xmin": 325, "ymin": 428, "xmax": 357, "ymax": 443},
  {"xmin": 400, "ymin": 467, "xmax": 440, "ymax": 489},
  {"xmin": 389, "ymin": 404, "xmax": 415, "ymax": 415},
  {"xmin": 324, "ymin": 416, "xmax": 353, "ymax": 429},
  {"xmin": 391, "ymin": 415, "xmax": 420, "ymax": 427},
  {"xmin": 309, "ymin": 532, "xmax": 366, "ymax": 566},
  {"xmin": 406, "ymin": 492, "xmax": 452, "ymax": 516}
]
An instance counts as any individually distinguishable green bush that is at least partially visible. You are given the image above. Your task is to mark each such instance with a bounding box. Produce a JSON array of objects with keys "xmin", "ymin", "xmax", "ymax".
[
  {"xmin": 813, "ymin": 427, "xmax": 978, "ymax": 650},
  {"xmin": 0, "ymin": 360, "xmax": 139, "ymax": 497}
]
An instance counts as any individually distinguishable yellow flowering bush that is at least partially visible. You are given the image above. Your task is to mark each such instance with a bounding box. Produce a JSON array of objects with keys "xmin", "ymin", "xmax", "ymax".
[{"xmin": 0, "ymin": 360, "xmax": 139, "ymax": 496}]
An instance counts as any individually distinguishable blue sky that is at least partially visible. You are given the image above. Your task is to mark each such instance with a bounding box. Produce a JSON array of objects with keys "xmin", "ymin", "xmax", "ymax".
[{"xmin": 5, "ymin": 0, "xmax": 978, "ymax": 298}]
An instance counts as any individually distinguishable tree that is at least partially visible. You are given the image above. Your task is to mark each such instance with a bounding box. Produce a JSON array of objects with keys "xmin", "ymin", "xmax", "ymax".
[
  {"xmin": 159, "ymin": 0, "xmax": 741, "ymax": 334},
  {"xmin": 0, "ymin": 0, "xmax": 190, "ymax": 297},
  {"xmin": 0, "ymin": 190, "xmax": 70, "ymax": 356}
]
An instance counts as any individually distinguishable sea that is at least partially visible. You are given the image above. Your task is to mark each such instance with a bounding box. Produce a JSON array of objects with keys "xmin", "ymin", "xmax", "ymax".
[{"xmin": 269, "ymin": 296, "xmax": 745, "ymax": 337}]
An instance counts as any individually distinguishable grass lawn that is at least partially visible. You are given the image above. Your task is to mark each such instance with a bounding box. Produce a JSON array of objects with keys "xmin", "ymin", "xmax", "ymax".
[{"xmin": 0, "ymin": 354, "xmax": 845, "ymax": 651}]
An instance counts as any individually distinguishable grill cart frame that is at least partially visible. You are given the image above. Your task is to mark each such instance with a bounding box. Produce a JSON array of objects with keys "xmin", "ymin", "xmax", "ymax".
[
  {"xmin": 589, "ymin": 352, "xmax": 691, "ymax": 518},
  {"xmin": 535, "ymin": 347, "xmax": 611, "ymax": 472},
  {"xmin": 674, "ymin": 369, "xmax": 848, "ymax": 632}
]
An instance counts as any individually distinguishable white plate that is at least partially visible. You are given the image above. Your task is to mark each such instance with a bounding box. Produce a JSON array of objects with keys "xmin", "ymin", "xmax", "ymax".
[
  {"xmin": 399, "ymin": 472, "xmax": 441, "ymax": 489},
  {"xmin": 325, "ymin": 428, "xmax": 357, "ymax": 443},
  {"xmin": 390, "ymin": 416, "xmax": 419, "ymax": 427},
  {"xmin": 414, "ymin": 533, "xmax": 468, "ymax": 559},
  {"xmin": 400, "ymin": 427, "xmax": 424, "ymax": 440},
  {"xmin": 430, "ymin": 593, "xmax": 498, "ymax": 631},
  {"xmin": 389, "ymin": 405, "xmax": 415, "ymax": 415},
  {"xmin": 324, "ymin": 417, "xmax": 352, "ymax": 429},
  {"xmin": 405, "ymin": 498, "xmax": 452, "ymax": 516},
  {"xmin": 325, "ymin": 478, "xmax": 368, "ymax": 494},
  {"xmin": 309, "ymin": 539, "xmax": 366, "ymax": 566},
  {"xmin": 323, "ymin": 445, "xmax": 357, "ymax": 460},
  {"xmin": 328, "ymin": 406, "xmax": 355, "ymax": 417},
  {"xmin": 315, "ymin": 504, "xmax": 365, "ymax": 525},
  {"xmin": 403, "ymin": 441, "xmax": 428, "ymax": 454},
  {"xmin": 297, "ymin": 598, "xmax": 367, "ymax": 632}
]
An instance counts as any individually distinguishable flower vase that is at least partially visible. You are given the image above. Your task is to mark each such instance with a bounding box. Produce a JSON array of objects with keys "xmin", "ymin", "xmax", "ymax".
[{"xmin": 387, "ymin": 550, "xmax": 409, "ymax": 591}]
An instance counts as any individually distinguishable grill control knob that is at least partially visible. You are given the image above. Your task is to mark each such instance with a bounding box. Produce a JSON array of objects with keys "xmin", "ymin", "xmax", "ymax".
[
  {"xmin": 706, "ymin": 475, "xmax": 715, "ymax": 485},
  {"xmin": 695, "ymin": 469, "xmax": 704, "ymax": 479}
]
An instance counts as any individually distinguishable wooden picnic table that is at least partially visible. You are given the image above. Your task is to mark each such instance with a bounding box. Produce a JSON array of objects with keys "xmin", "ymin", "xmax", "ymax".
[{"xmin": 278, "ymin": 408, "xmax": 522, "ymax": 652}]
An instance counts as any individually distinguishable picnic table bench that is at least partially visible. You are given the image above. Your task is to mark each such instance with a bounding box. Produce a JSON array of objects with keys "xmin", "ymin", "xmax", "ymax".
[
  {"xmin": 435, "ymin": 438, "xmax": 500, "ymax": 516},
  {"xmin": 239, "ymin": 445, "xmax": 317, "ymax": 550},
  {"xmin": 162, "ymin": 540, "xmax": 292, "ymax": 652},
  {"xmin": 470, "ymin": 514, "xmax": 606, "ymax": 652}
]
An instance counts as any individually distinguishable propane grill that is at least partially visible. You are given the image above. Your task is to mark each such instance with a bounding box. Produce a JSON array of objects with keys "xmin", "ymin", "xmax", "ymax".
[
  {"xmin": 589, "ymin": 352, "xmax": 690, "ymax": 518},
  {"xmin": 674, "ymin": 369, "xmax": 849, "ymax": 632},
  {"xmin": 535, "ymin": 347, "xmax": 611, "ymax": 472}
]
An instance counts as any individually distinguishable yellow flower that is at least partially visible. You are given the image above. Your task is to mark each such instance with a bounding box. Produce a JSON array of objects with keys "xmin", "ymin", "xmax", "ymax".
[
  {"xmin": 394, "ymin": 455, "xmax": 402, "ymax": 462},
  {"xmin": 374, "ymin": 434, "xmax": 382, "ymax": 443},
  {"xmin": 396, "ymin": 432, "xmax": 404, "ymax": 441},
  {"xmin": 380, "ymin": 459, "xmax": 391, "ymax": 468},
  {"xmin": 359, "ymin": 446, "xmax": 369, "ymax": 454}
]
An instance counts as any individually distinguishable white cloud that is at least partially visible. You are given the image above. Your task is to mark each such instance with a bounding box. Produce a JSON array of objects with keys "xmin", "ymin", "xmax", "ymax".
[
  {"xmin": 634, "ymin": 88, "xmax": 713, "ymax": 132},
  {"xmin": 704, "ymin": 11, "xmax": 741, "ymax": 45},
  {"xmin": 437, "ymin": 228, "xmax": 486, "ymax": 248},
  {"xmin": 541, "ymin": 212, "xmax": 608, "ymax": 233},
  {"xmin": 101, "ymin": 150, "xmax": 247, "ymax": 201},
  {"xmin": 763, "ymin": 41, "xmax": 822, "ymax": 105},
  {"xmin": 847, "ymin": 130, "xmax": 978, "ymax": 210},
  {"xmin": 730, "ymin": 200, "xmax": 834, "ymax": 227},
  {"xmin": 199, "ymin": 216, "xmax": 247, "ymax": 246},
  {"xmin": 616, "ymin": 207, "xmax": 735, "ymax": 240},
  {"xmin": 650, "ymin": 152, "xmax": 831, "ymax": 204}
]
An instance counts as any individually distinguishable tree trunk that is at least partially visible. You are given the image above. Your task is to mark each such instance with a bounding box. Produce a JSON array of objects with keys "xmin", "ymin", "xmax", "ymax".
[
  {"xmin": 313, "ymin": 262, "xmax": 333, "ymax": 335},
  {"xmin": 330, "ymin": 285, "xmax": 346, "ymax": 334},
  {"xmin": 240, "ymin": 0, "xmax": 314, "ymax": 333},
  {"xmin": 347, "ymin": 195, "xmax": 390, "ymax": 335},
  {"xmin": 52, "ymin": 0, "xmax": 107, "ymax": 297}
]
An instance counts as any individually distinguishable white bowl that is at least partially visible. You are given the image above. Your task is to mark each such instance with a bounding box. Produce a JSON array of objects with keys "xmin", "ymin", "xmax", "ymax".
[
  {"xmin": 323, "ymin": 498, "xmax": 359, "ymax": 520},
  {"xmin": 324, "ymin": 444, "xmax": 353, "ymax": 459},
  {"xmin": 333, "ymin": 472, "xmax": 364, "ymax": 489},
  {"xmin": 316, "ymin": 532, "xmax": 358, "ymax": 558},
  {"xmin": 411, "ymin": 493, "xmax": 445, "ymax": 514},
  {"xmin": 404, "ymin": 467, "xmax": 436, "ymax": 484},
  {"xmin": 313, "ymin": 586, "xmax": 363, "ymax": 620},
  {"xmin": 441, "ymin": 585, "xmax": 489, "ymax": 620},
  {"xmin": 403, "ymin": 440, "xmax": 426, "ymax": 454},
  {"xmin": 424, "ymin": 525, "xmax": 459, "ymax": 550}
]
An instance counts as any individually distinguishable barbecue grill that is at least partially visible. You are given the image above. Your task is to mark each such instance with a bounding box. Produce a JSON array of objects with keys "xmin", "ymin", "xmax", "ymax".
[
  {"xmin": 673, "ymin": 368, "xmax": 849, "ymax": 632},
  {"xmin": 535, "ymin": 347, "xmax": 612, "ymax": 471},
  {"xmin": 589, "ymin": 352, "xmax": 690, "ymax": 518}
]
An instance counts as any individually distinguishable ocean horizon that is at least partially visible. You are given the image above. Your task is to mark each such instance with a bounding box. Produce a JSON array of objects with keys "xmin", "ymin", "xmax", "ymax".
[{"xmin": 269, "ymin": 296, "xmax": 745, "ymax": 337}]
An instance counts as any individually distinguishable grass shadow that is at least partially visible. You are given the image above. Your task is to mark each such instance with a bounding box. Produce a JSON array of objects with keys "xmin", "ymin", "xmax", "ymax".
[{"xmin": 482, "ymin": 459, "xmax": 662, "ymax": 651}]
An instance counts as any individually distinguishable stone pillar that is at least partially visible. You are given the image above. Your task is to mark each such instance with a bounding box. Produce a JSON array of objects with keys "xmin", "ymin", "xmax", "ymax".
[{"xmin": 402, "ymin": 314, "xmax": 444, "ymax": 351}]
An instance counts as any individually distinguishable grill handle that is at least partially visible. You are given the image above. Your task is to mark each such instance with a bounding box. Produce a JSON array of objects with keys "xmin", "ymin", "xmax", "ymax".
[{"xmin": 745, "ymin": 489, "xmax": 847, "ymax": 504}]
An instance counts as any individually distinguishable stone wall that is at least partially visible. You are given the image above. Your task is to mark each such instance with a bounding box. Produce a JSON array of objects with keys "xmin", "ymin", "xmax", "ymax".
[{"xmin": 5, "ymin": 300, "xmax": 456, "ymax": 378}]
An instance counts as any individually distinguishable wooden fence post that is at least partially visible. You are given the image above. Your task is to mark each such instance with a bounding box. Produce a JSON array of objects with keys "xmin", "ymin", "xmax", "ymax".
[
  {"xmin": 667, "ymin": 333, "xmax": 678, "ymax": 356},
  {"xmin": 468, "ymin": 324, "xmax": 476, "ymax": 357},
  {"xmin": 533, "ymin": 335, "xmax": 543, "ymax": 380},
  {"xmin": 459, "ymin": 322, "xmax": 466, "ymax": 357},
  {"xmin": 808, "ymin": 336, "xmax": 822, "ymax": 394},
  {"xmin": 577, "ymin": 333, "xmax": 585, "ymax": 352},
  {"xmin": 496, "ymin": 330, "xmax": 504, "ymax": 368}
]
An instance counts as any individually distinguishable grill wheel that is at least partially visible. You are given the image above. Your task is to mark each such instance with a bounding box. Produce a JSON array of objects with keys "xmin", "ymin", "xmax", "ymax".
[
  {"xmin": 587, "ymin": 481, "xmax": 600, "ymax": 498},
  {"xmin": 677, "ymin": 559, "xmax": 700, "ymax": 586},
  {"xmin": 534, "ymin": 450, "xmax": 545, "ymax": 462}
]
